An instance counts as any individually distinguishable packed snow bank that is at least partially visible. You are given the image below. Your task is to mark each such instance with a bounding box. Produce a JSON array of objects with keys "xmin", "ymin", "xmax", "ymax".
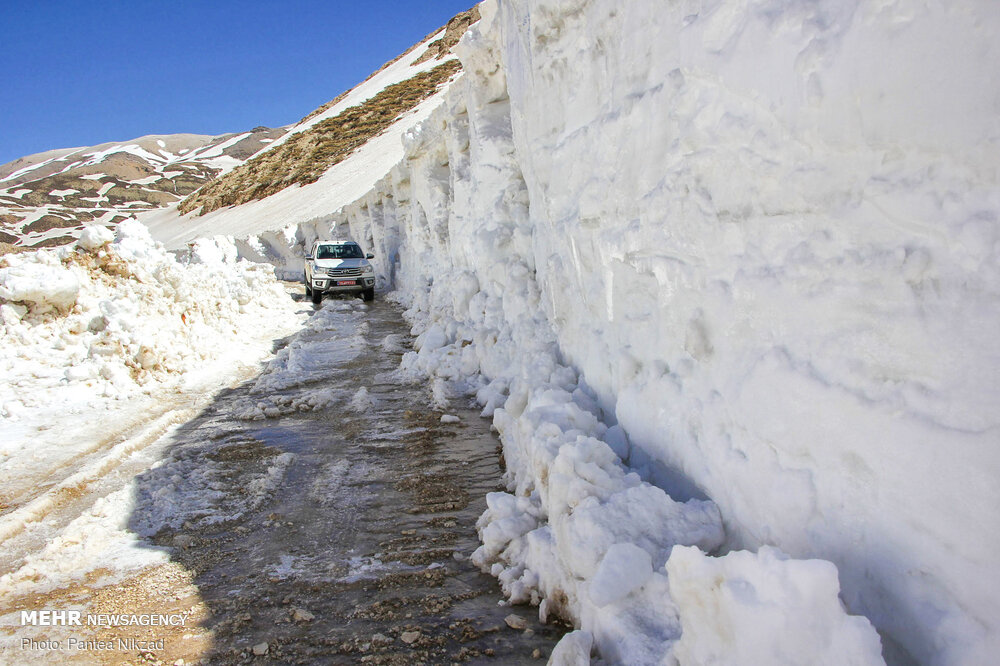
[
  {"xmin": 318, "ymin": 1, "xmax": 998, "ymax": 663},
  {"xmin": 0, "ymin": 221, "xmax": 304, "ymax": 488}
]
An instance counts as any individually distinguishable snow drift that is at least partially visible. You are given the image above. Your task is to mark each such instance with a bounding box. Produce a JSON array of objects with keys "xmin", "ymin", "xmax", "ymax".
[
  {"xmin": 137, "ymin": 0, "xmax": 998, "ymax": 663},
  {"xmin": 0, "ymin": 221, "xmax": 302, "ymax": 466}
]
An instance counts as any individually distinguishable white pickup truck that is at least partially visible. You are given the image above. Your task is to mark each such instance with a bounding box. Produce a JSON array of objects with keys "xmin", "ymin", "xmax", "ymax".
[{"xmin": 304, "ymin": 240, "xmax": 376, "ymax": 304}]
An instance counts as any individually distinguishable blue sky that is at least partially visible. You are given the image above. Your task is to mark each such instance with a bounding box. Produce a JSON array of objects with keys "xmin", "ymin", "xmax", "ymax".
[{"xmin": 0, "ymin": 0, "xmax": 477, "ymax": 165}]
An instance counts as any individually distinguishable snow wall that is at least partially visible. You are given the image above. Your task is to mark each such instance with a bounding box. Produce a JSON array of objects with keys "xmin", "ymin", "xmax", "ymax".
[{"xmin": 292, "ymin": 1, "xmax": 998, "ymax": 663}]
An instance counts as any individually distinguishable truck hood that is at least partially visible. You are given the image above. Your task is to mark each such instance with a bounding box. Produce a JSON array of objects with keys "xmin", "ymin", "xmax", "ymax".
[{"xmin": 312, "ymin": 258, "xmax": 370, "ymax": 270}]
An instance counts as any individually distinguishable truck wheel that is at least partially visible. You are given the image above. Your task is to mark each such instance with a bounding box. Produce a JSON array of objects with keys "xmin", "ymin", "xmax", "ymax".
[
  {"xmin": 363, "ymin": 288, "xmax": 374, "ymax": 302},
  {"xmin": 312, "ymin": 289, "xmax": 322, "ymax": 304}
]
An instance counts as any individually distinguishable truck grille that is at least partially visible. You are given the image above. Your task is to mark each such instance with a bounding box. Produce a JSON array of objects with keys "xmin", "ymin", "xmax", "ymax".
[{"xmin": 327, "ymin": 268, "xmax": 362, "ymax": 277}]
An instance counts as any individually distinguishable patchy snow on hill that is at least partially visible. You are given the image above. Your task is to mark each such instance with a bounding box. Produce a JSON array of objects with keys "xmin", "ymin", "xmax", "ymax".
[{"xmin": 0, "ymin": 130, "xmax": 286, "ymax": 249}]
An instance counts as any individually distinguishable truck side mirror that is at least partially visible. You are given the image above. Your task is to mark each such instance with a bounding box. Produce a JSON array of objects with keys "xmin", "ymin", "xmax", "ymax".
[
  {"xmin": 366, "ymin": 253, "xmax": 374, "ymax": 259},
  {"xmin": 305, "ymin": 255, "xmax": 313, "ymax": 260}
]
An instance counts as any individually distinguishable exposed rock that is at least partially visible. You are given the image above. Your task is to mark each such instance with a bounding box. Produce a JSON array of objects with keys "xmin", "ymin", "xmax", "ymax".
[
  {"xmin": 291, "ymin": 607, "xmax": 315, "ymax": 622},
  {"xmin": 413, "ymin": 6, "xmax": 482, "ymax": 64},
  {"xmin": 505, "ymin": 614, "xmax": 528, "ymax": 630},
  {"xmin": 0, "ymin": 127, "xmax": 285, "ymax": 249},
  {"xmin": 172, "ymin": 534, "xmax": 195, "ymax": 549}
]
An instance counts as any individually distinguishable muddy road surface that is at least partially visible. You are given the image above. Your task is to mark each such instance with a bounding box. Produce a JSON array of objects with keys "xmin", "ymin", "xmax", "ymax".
[{"xmin": 0, "ymin": 296, "xmax": 564, "ymax": 665}]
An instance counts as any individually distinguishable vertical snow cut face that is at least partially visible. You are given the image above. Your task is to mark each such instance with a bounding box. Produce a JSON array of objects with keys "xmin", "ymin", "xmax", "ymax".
[{"xmin": 321, "ymin": 0, "xmax": 999, "ymax": 664}]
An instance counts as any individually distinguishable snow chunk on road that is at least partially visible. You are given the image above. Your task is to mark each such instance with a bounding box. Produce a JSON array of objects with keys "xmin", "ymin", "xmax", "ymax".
[
  {"xmin": 665, "ymin": 546, "xmax": 884, "ymax": 666},
  {"xmin": 78, "ymin": 224, "xmax": 114, "ymax": 251},
  {"xmin": 549, "ymin": 630, "xmax": 594, "ymax": 666},
  {"xmin": 349, "ymin": 386, "xmax": 376, "ymax": 411},
  {"xmin": 0, "ymin": 258, "xmax": 80, "ymax": 313}
]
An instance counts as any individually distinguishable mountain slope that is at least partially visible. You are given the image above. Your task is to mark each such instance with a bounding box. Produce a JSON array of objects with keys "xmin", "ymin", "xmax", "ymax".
[
  {"xmin": 139, "ymin": 7, "xmax": 479, "ymax": 251},
  {"xmin": 178, "ymin": 59, "xmax": 461, "ymax": 216},
  {"xmin": 0, "ymin": 3, "xmax": 482, "ymax": 252}
]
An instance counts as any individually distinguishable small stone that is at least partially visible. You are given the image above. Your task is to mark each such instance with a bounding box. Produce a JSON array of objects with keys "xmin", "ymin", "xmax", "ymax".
[
  {"xmin": 523, "ymin": 628, "xmax": 535, "ymax": 637},
  {"xmin": 532, "ymin": 648, "xmax": 542, "ymax": 659},
  {"xmin": 173, "ymin": 660, "xmax": 186, "ymax": 666},
  {"xmin": 400, "ymin": 630, "xmax": 421, "ymax": 645},
  {"xmin": 252, "ymin": 642, "xmax": 269, "ymax": 656},
  {"xmin": 292, "ymin": 608, "xmax": 315, "ymax": 622},
  {"xmin": 172, "ymin": 534, "xmax": 194, "ymax": 549},
  {"xmin": 504, "ymin": 614, "xmax": 528, "ymax": 630},
  {"xmin": 371, "ymin": 633, "xmax": 391, "ymax": 645}
]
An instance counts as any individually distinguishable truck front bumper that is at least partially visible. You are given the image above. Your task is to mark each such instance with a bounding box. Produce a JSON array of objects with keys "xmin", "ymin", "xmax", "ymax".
[{"xmin": 311, "ymin": 276, "xmax": 375, "ymax": 294}]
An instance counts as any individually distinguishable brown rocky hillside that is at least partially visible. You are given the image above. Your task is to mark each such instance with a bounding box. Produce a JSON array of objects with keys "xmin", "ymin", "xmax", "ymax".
[
  {"xmin": 178, "ymin": 59, "xmax": 462, "ymax": 216},
  {"xmin": 179, "ymin": 7, "xmax": 479, "ymax": 217}
]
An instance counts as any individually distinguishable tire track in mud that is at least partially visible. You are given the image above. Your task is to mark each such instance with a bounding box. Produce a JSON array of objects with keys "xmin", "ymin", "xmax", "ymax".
[{"xmin": 0, "ymin": 408, "xmax": 188, "ymax": 544}]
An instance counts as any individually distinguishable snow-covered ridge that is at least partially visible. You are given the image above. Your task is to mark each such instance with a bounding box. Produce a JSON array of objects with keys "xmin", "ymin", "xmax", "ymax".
[{"xmin": 176, "ymin": 59, "xmax": 463, "ymax": 216}]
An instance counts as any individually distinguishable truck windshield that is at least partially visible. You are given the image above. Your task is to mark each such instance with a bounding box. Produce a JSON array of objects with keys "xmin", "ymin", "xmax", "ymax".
[{"xmin": 317, "ymin": 244, "xmax": 363, "ymax": 259}]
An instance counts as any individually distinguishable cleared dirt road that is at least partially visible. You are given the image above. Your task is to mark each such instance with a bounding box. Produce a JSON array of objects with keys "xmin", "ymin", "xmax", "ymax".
[{"xmin": 0, "ymin": 296, "xmax": 564, "ymax": 665}]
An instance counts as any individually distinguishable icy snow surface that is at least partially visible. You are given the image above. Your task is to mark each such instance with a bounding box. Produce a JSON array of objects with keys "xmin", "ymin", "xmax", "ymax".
[{"xmin": 136, "ymin": 0, "xmax": 999, "ymax": 664}]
